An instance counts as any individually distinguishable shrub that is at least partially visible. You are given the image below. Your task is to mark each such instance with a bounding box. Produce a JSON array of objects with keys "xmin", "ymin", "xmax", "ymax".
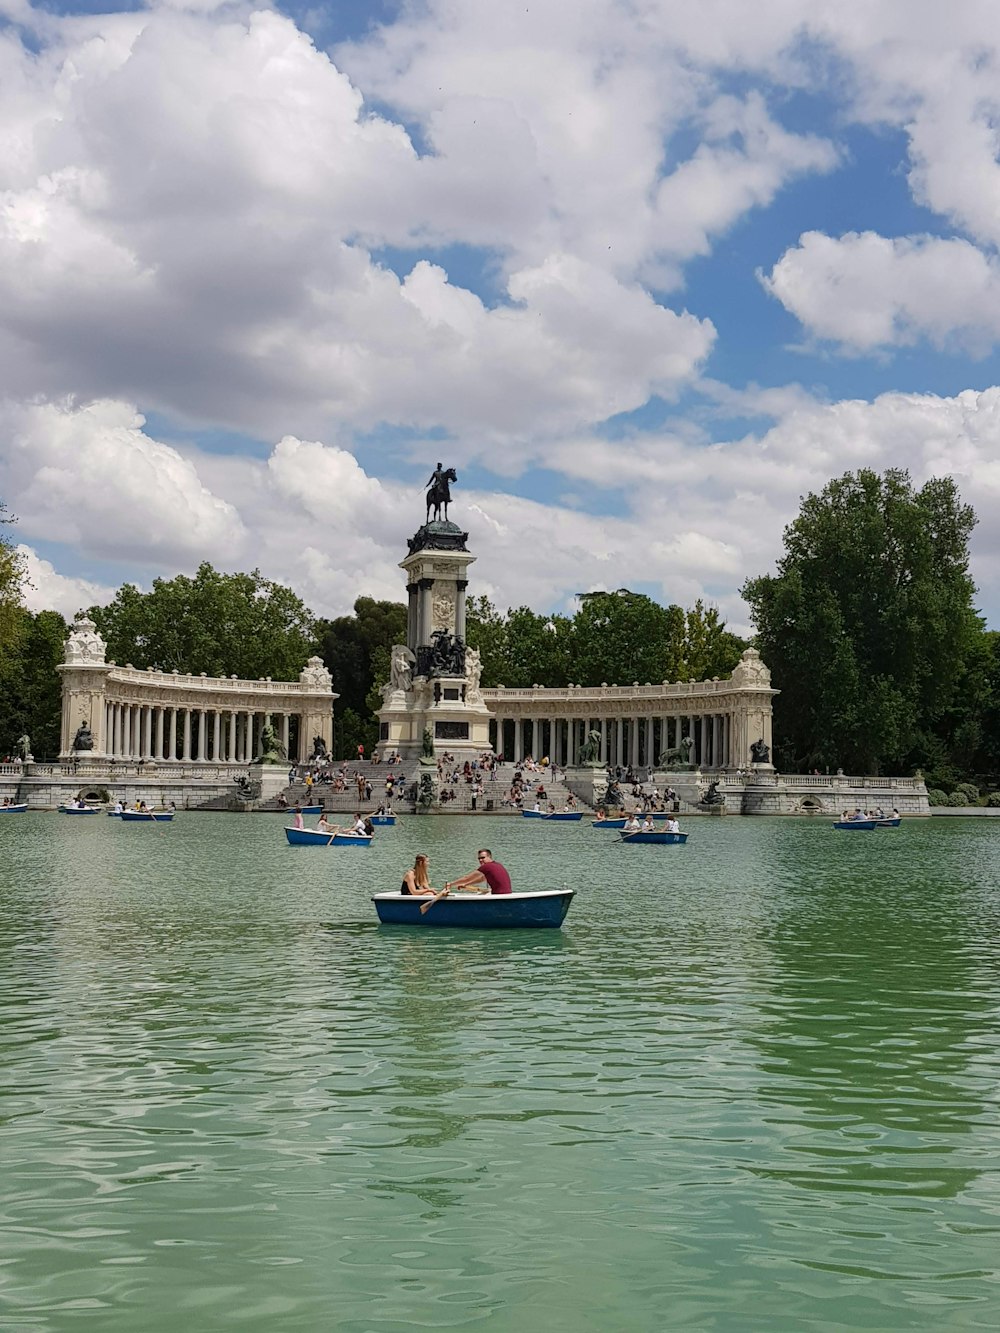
[
  {"xmin": 956, "ymin": 782, "xmax": 980, "ymax": 804},
  {"xmin": 946, "ymin": 791, "xmax": 969, "ymax": 806},
  {"xmin": 986, "ymin": 792, "xmax": 1000, "ymax": 808},
  {"xmin": 926, "ymin": 789, "xmax": 948, "ymax": 806}
]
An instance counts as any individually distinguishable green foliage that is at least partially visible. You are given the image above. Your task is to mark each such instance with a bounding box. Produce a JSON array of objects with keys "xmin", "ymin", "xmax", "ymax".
[
  {"xmin": 946, "ymin": 791, "xmax": 969, "ymax": 806},
  {"xmin": 466, "ymin": 590, "xmax": 746, "ymax": 691},
  {"xmin": 90, "ymin": 563, "xmax": 317, "ymax": 680},
  {"xmin": 0, "ymin": 502, "xmax": 28, "ymax": 663},
  {"xmin": 314, "ymin": 599, "xmax": 405, "ymax": 725},
  {"xmin": 743, "ymin": 469, "xmax": 984, "ymax": 775},
  {"xmin": 926, "ymin": 789, "xmax": 948, "ymax": 807},
  {"xmin": 955, "ymin": 782, "xmax": 980, "ymax": 804},
  {"xmin": 986, "ymin": 792, "xmax": 1000, "ymax": 808},
  {"xmin": 0, "ymin": 607, "xmax": 68, "ymax": 759}
]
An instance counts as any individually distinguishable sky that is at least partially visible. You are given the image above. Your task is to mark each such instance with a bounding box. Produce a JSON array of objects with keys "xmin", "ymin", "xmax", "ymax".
[{"xmin": 3, "ymin": 0, "xmax": 1000, "ymax": 634}]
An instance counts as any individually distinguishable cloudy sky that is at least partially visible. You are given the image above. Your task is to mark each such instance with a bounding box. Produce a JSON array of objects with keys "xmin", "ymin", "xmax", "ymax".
[{"xmin": 3, "ymin": 0, "xmax": 1000, "ymax": 631}]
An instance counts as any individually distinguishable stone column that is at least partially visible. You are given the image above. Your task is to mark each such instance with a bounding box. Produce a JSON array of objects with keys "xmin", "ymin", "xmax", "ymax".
[
  {"xmin": 514, "ymin": 717, "xmax": 523, "ymax": 762},
  {"xmin": 212, "ymin": 711, "xmax": 221, "ymax": 762},
  {"xmin": 154, "ymin": 708, "xmax": 164, "ymax": 760},
  {"xmin": 280, "ymin": 714, "xmax": 290, "ymax": 762},
  {"xmin": 645, "ymin": 717, "xmax": 654, "ymax": 770},
  {"xmin": 182, "ymin": 710, "xmax": 192, "ymax": 762},
  {"xmin": 122, "ymin": 704, "xmax": 132, "ymax": 759},
  {"xmin": 141, "ymin": 705, "xmax": 152, "ymax": 759},
  {"xmin": 549, "ymin": 717, "xmax": 558, "ymax": 765},
  {"xmin": 168, "ymin": 708, "xmax": 177, "ymax": 761},
  {"xmin": 406, "ymin": 582, "xmax": 418, "ymax": 651},
  {"xmin": 228, "ymin": 710, "xmax": 237, "ymax": 761},
  {"xmin": 630, "ymin": 717, "xmax": 640, "ymax": 769},
  {"xmin": 417, "ymin": 578, "xmax": 434, "ymax": 648},
  {"xmin": 615, "ymin": 718, "xmax": 625, "ymax": 769},
  {"xmin": 567, "ymin": 718, "xmax": 576, "ymax": 766},
  {"xmin": 110, "ymin": 703, "xmax": 119, "ymax": 756},
  {"xmin": 600, "ymin": 717, "xmax": 608, "ymax": 764},
  {"xmin": 455, "ymin": 579, "xmax": 468, "ymax": 642}
]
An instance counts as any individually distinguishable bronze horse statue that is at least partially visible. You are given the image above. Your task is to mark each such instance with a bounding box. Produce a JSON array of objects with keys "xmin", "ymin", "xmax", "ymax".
[{"xmin": 426, "ymin": 465, "xmax": 457, "ymax": 523}]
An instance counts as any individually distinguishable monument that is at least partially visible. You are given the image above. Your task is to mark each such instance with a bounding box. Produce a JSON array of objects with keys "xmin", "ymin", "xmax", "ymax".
[{"xmin": 377, "ymin": 467, "xmax": 492, "ymax": 760}]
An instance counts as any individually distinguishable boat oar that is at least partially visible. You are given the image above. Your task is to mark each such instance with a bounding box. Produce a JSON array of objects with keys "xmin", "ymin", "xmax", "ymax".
[
  {"xmin": 325, "ymin": 826, "xmax": 341, "ymax": 845},
  {"xmin": 419, "ymin": 887, "xmax": 450, "ymax": 915}
]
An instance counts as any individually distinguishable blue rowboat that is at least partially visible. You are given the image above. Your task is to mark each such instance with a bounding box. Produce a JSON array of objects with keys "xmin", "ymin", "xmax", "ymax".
[
  {"xmin": 522, "ymin": 810, "xmax": 583, "ymax": 821},
  {"xmin": 833, "ymin": 819, "xmax": 878, "ymax": 831},
  {"xmin": 369, "ymin": 815, "xmax": 396, "ymax": 826},
  {"xmin": 120, "ymin": 810, "xmax": 174, "ymax": 822},
  {"xmin": 372, "ymin": 889, "xmax": 574, "ymax": 929},
  {"xmin": 877, "ymin": 817, "xmax": 902, "ymax": 827},
  {"xmin": 59, "ymin": 805, "xmax": 101, "ymax": 815},
  {"xmin": 107, "ymin": 810, "xmax": 123, "ymax": 817},
  {"xmin": 297, "ymin": 804, "xmax": 322, "ymax": 815},
  {"xmin": 592, "ymin": 817, "xmax": 628, "ymax": 828},
  {"xmin": 285, "ymin": 826, "xmax": 372, "ymax": 847},
  {"xmin": 619, "ymin": 830, "xmax": 688, "ymax": 844},
  {"xmin": 0, "ymin": 803, "xmax": 27, "ymax": 814}
]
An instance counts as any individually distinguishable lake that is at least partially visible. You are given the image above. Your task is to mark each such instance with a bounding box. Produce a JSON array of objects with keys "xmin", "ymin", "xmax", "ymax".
[{"xmin": 1, "ymin": 812, "xmax": 999, "ymax": 1331}]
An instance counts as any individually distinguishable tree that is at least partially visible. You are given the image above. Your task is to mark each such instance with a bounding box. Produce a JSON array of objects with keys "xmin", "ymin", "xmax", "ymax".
[
  {"xmin": 682, "ymin": 600, "xmax": 746, "ymax": 682},
  {"xmin": 0, "ymin": 609, "xmax": 68, "ymax": 759},
  {"xmin": 0, "ymin": 502, "xmax": 27, "ymax": 664},
  {"xmin": 569, "ymin": 591, "xmax": 682, "ymax": 685},
  {"xmin": 742, "ymin": 469, "xmax": 984, "ymax": 774},
  {"xmin": 89, "ymin": 563, "xmax": 317, "ymax": 680},
  {"xmin": 317, "ymin": 596, "xmax": 408, "ymax": 754}
]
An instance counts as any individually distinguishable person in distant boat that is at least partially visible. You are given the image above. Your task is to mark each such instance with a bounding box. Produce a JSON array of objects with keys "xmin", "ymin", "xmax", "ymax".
[
  {"xmin": 401, "ymin": 853, "xmax": 437, "ymax": 897},
  {"xmin": 666, "ymin": 816, "xmax": 681, "ymax": 834},
  {"xmin": 293, "ymin": 804, "xmax": 304, "ymax": 830},
  {"xmin": 444, "ymin": 849, "xmax": 512, "ymax": 896},
  {"xmin": 594, "ymin": 808, "xmax": 606, "ymax": 822},
  {"xmin": 114, "ymin": 799, "xmax": 124, "ymax": 814},
  {"xmin": 891, "ymin": 808, "xmax": 900, "ymax": 819},
  {"xmin": 350, "ymin": 813, "xmax": 367, "ymax": 836},
  {"xmin": 547, "ymin": 801, "xmax": 556, "ymax": 814},
  {"xmin": 641, "ymin": 815, "xmax": 654, "ymax": 831},
  {"xmin": 624, "ymin": 813, "xmax": 641, "ymax": 832},
  {"xmin": 317, "ymin": 814, "xmax": 333, "ymax": 832}
]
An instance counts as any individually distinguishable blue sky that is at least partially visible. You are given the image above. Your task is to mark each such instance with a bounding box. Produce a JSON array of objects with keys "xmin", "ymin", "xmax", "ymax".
[{"xmin": 2, "ymin": 0, "xmax": 1000, "ymax": 630}]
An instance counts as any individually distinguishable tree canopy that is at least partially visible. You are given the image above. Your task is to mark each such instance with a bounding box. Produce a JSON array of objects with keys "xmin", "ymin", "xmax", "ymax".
[
  {"xmin": 88, "ymin": 563, "xmax": 318, "ymax": 680},
  {"xmin": 316, "ymin": 597, "xmax": 408, "ymax": 754},
  {"xmin": 742, "ymin": 469, "xmax": 986, "ymax": 776},
  {"xmin": 0, "ymin": 502, "xmax": 27, "ymax": 665}
]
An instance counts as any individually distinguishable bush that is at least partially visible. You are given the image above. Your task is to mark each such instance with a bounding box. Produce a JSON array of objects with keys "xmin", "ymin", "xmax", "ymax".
[
  {"xmin": 956, "ymin": 782, "xmax": 980, "ymax": 804},
  {"xmin": 986, "ymin": 792, "xmax": 1000, "ymax": 808},
  {"xmin": 926, "ymin": 789, "xmax": 948, "ymax": 806},
  {"xmin": 946, "ymin": 791, "xmax": 969, "ymax": 806}
]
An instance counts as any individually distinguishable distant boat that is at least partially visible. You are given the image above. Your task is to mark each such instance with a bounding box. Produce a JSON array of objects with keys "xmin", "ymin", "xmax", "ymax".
[
  {"xmin": 522, "ymin": 810, "xmax": 584, "ymax": 821},
  {"xmin": 591, "ymin": 817, "xmax": 628, "ymax": 829},
  {"xmin": 120, "ymin": 810, "xmax": 174, "ymax": 822},
  {"xmin": 877, "ymin": 817, "xmax": 902, "ymax": 827},
  {"xmin": 285, "ymin": 826, "xmax": 373, "ymax": 847},
  {"xmin": 833, "ymin": 819, "xmax": 879, "ymax": 831},
  {"xmin": 298, "ymin": 805, "xmax": 322, "ymax": 815},
  {"xmin": 107, "ymin": 810, "xmax": 123, "ymax": 817},
  {"xmin": 371, "ymin": 888, "xmax": 574, "ymax": 928},
  {"xmin": 58, "ymin": 805, "xmax": 101, "ymax": 815},
  {"xmin": 619, "ymin": 829, "xmax": 688, "ymax": 845},
  {"xmin": 0, "ymin": 803, "xmax": 27, "ymax": 814},
  {"xmin": 369, "ymin": 815, "xmax": 397, "ymax": 826}
]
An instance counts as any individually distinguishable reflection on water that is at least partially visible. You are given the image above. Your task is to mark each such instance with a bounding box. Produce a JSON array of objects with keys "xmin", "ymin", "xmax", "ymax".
[{"xmin": 1, "ymin": 812, "xmax": 999, "ymax": 1330}]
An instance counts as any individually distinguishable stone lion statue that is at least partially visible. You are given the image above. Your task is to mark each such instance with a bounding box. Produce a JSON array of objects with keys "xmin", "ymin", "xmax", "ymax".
[
  {"xmin": 578, "ymin": 729, "xmax": 602, "ymax": 766},
  {"xmin": 659, "ymin": 735, "xmax": 694, "ymax": 768}
]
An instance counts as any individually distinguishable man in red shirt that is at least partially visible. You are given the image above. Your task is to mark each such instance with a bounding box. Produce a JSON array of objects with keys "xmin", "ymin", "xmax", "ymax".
[{"xmin": 444, "ymin": 849, "xmax": 512, "ymax": 895}]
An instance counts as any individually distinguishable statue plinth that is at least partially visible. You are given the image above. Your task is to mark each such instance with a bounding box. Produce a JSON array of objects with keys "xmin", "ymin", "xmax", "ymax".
[{"xmin": 407, "ymin": 522, "xmax": 469, "ymax": 555}]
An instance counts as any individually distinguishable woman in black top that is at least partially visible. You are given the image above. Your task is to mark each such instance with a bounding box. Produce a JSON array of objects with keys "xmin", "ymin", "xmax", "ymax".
[{"xmin": 401, "ymin": 853, "xmax": 437, "ymax": 897}]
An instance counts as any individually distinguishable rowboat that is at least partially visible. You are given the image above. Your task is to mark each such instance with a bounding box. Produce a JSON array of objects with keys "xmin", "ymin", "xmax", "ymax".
[
  {"xmin": 107, "ymin": 810, "xmax": 123, "ymax": 817},
  {"xmin": 591, "ymin": 817, "xmax": 628, "ymax": 828},
  {"xmin": 59, "ymin": 805, "xmax": 101, "ymax": 815},
  {"xmin": 372, "ymin": 889, "xmax": 574, "ymax": 929},
  {"xmin": 298, "ymin": 804, "xmax": 322, "ymax": 815},
  {"xmin": 877, "ymin": 817, "xmax": 901, "ymax": 827},
  {"xmin": 833, "ymin": 819, "xmax": 879, "ymax": 831},
  {"xmin": 284, "ymin": 826, "xmax": 373, "ymax": 847},
  {"xmin": 369, "ymin": 815, "xmax": 397, "ymax": 826},
  {"xmin": 0, "ymin": 803, "xmax": 27, "ymax": 814},
  {"xmin": 120, "ymin": 810, "xmax": 174, "ymax": 822},
  {"xmin": 619, "ymin": 829, "xmax": 688, "ymax": 844},
  {"xmin": 521, "ymin": 810, "xmax": 584, "ymax": 821}
]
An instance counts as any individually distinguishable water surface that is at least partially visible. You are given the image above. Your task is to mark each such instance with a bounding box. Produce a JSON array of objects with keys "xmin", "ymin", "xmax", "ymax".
[{"xmin": 1, "ymin": 813, "xmax": 999, "ymax": 1331}]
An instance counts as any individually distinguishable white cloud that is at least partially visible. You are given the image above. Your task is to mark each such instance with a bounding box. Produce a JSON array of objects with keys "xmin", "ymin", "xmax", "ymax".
[
  {"xmin": 0, "ymin": 399, "xmax": 245, "ymax": 563},
  {"xmin": 763, "ymin": 231, "xmax": 1000, "ymax": 352},
  {"xmin": 17, "ymin": 544, "xmax": 116, "ymax": 619}
]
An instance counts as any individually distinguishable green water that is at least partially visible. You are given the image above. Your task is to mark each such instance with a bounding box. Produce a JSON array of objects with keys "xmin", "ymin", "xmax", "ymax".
[{"xmin": 1, "ymin": 813, "xmax": 999, "ymax": 1332}]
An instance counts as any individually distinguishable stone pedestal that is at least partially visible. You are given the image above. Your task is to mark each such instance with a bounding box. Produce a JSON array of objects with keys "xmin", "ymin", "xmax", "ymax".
[
  {"xmin": 378, "ymin": 520, "xmax": 492, "ymax": 760},
  {"xmin": 252, "ymin": 764, "xmax": 289, "ymax": 804}
]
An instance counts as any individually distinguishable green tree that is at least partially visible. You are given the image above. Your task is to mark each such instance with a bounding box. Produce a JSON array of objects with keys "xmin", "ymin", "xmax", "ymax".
[
  {"xmin": 569, "ymin": 591, "xmax": 682, "ymax": 685},
  {"xmin": 742, "ymin": 469, "xmax": 984, "ymax": 773},
  {"xmin": 681, "ymin": 600, "xmax": 746, "ymax": 682},
  {"xmin": 89, "ymin": 563, "xmax": 317, "ymax": 680},
  {"xmin": 0, "ymin": 607, "xmax": 68, "ymax": 759},
  {"xmin": 317, "ymin": 597, "xmax": 408, "ymax": 754},
  {"xmin": 0, "ymin": 502, "xmax": 27, "ymax": 663}
]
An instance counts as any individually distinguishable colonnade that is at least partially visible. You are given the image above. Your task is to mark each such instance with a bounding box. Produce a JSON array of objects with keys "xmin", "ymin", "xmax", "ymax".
[
  {"xmin": 102, "ymin": 701, "xmax": 294, "ymax": 764},
  {"xmin": 492, "ymin": 712, "xmax": 737, "ymax": 770}
]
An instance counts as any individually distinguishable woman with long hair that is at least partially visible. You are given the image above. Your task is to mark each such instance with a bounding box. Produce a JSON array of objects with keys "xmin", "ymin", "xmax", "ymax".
[{"xmin": 401, "ymin": 853, "xmax": 437, "ymax": 897}]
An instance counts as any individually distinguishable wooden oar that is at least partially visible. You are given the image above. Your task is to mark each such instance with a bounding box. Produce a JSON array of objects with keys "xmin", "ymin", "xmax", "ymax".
[
  {"xmin": 419, "ymin": 887, "xmax": 450, "ymax": 915},
  {"xmin": 325, "ymin": 826, "xmax": 341, "ymax": 845}
]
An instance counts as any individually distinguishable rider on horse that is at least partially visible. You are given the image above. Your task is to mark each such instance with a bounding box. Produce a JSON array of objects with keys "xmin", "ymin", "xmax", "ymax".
[{"xmin": 426, "ymin": 463, "xmax": 456, "ymax": 523}]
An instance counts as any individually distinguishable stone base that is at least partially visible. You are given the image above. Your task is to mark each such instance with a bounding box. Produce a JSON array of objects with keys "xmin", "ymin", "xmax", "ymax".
[{"xmin": 252, "ymin": 764, "xmax": 289, "ymax": 803}]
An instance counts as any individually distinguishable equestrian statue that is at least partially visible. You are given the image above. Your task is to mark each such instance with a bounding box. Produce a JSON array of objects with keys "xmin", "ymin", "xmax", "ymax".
[{"xmin": 426, "ymin": 463, "xmax": 458, "ymax": 523}]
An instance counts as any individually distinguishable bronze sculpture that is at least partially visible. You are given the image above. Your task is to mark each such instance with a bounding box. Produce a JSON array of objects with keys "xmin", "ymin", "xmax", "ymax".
[
  {"xmin": 72, "ymin": 721, "xmax": 94, "ymax": 751},
  {"xmin": 425, "ymin": 463, "xmax": 457, "ymax": 523}
]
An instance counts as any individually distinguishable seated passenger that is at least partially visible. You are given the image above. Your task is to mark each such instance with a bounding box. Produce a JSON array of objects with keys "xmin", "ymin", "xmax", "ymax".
[{"xmin": 401, "ymin": 853, "xmax": 437, "ymax": 896}]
